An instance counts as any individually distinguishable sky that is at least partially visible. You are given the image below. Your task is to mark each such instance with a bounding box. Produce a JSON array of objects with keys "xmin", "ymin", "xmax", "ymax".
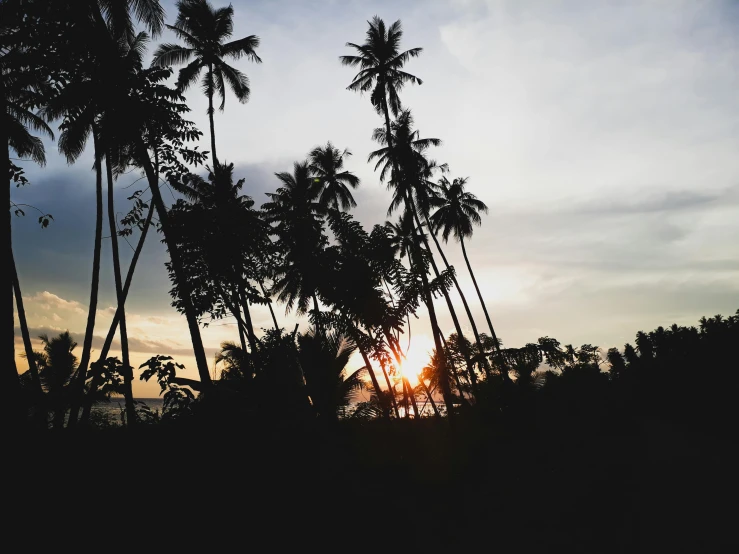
[{"xmin": 11, "ymin": 0, "xmax": 739, "ymax": 397}]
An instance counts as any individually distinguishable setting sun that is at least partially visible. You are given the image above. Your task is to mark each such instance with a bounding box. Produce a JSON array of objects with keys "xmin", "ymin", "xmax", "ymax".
[{"xmin": 397, "ymin": 334, "xmax": 436, "ymax": 389}]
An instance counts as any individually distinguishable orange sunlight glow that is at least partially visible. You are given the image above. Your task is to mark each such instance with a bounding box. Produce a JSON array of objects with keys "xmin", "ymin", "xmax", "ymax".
[{"xmin": 396, "ymin": 334, "xmax": 435, "ymax": 389}]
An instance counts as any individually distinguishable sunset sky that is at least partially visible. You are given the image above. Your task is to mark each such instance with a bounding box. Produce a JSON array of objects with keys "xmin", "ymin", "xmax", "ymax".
[{"xmin": 11, "ymin": 0, "xmax": 739, "ymax": 397}]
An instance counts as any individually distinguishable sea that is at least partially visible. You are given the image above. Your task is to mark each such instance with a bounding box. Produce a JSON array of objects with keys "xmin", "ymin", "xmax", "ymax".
[{"xmin": 90, "ymin": 398, "xmax": 165, "ymax": 426}]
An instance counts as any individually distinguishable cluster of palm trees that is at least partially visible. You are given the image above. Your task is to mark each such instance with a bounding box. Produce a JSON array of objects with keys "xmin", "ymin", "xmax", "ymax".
[{"xmin": 5, "ymin": 1, "xmax": 513, "ymax": 429}]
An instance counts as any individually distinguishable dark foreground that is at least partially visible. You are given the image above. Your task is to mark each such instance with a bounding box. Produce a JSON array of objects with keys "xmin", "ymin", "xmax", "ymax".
[{"xmin": 8, "ymin": 414, "xmax": 739, "ymax": 551}]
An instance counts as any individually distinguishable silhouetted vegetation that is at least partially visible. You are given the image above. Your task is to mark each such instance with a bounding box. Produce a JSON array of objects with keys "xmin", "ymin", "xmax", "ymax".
[{"xmin": 4, "ymin": 1, "xmax": 738, "ymax": 549}]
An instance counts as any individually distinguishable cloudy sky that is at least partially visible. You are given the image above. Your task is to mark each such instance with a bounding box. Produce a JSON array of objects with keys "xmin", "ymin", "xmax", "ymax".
[{"xmin": 12, "ymin": 0, "xmax": 739, "ymax": 397}]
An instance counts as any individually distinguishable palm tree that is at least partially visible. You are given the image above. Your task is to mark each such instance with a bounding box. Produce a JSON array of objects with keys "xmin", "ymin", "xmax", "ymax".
[
  {"xmin": 373, "ymin": 112, "xmax": 482, "ymax": 401},
  {"xmin": 297, "ymin": 330, "xmax": 366, "ymax": 424},
  {"xmin": 263, "ymin": 161, "xmax": 327, "ymax": 319},
  {"xmin": 2, "ymin": 1, "xmax": 57, "ymax": 424},
  {"xmin": 424, "ymin": 174, "xmax": 491, "ymax": 380},
  {"xmin": 308, "ymin": 142, "xmax": 360, "ymax": 211},
  {"xmin": 341, "ymin": 16, "xmax": 422, "ymax": 152},
  {"xmin": 36, "ymin": 1, "xmax": 165, "ymax": 427},
  {"xmin": 151, "ymin": 0, "xmax": 261, "ymax": 167},
  {"xmin": 12, "ymin": 244, "xmax": 44, "ymax": 419},
  {"xmin": 430, "ymin": 176, "xmax": 508, "ymax": 380},
  {"xmin": 31, "ymin": 331, "xmax": 78, "ymax": 429}
]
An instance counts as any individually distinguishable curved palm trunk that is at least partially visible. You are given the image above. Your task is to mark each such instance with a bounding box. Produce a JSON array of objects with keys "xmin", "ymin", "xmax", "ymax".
[
  {"xmin": 418, "ymin": 268, "xmax": 456, "ymax": 417},
  {"xmin": 367, "ymin": 328, "xmax": 401, "ymax": 418},
  {"xmin": 231, "ymin": 292, "xmax": 249, "ymax": 354},
  {"xmin": 12, "ymin": 248, "xmax": 41, "ymax": 394},
  {"xmin": 385, "ymin": 334, "xmax": 419, "ymax": 418},
  {"xmin": 379, "ymin": 357, "xmax": 401, "ymax": 418},
  {"xmin": 418, "ymin": 377, "xmax": 441, "ymax": 419},
  {"xmin": 259, "ymin": 280, "xmax": 280, "ymax": 331},
  {"xmin": 410, "ymin": 206, "xmax": 479, "ymax": 397},
  {"xmin": 80, "ymin": 200, "xmax": 155, "ymax": 422},
  {"xmin": 403, "ymin": 377, "xmax": 420, "ymax": 418},
  {"xmin": 238, "ymin": 284, "xmax": 259, "ymax": 352},
  {"xmin": 138, "ymin": 144, "xmax": 212, "ymax": 387},
  {"xmin": 348, "ymin": 327, "xmax": 393, "ymax": 419},
  {"xmin": 207, "ymin": 64, "xmax": 218, "ymax": 167},
  {"xmin": 3, "ymin": 88, "xmax": 25, "ymax": 429},
  {"xmin": 12, "ymin": 245, "xmax": 46, "ymax": 427},
  {"xmin": 425, "ymin": 214, "xmax": 491, "ymax": 381},
  {"xmin": 312, "ymin": 293, "xmax": 322, "ymax": 336},
  {"xmin": 105, "ymin": 152, "xmax": 136, "ymax": 427},
  {"xmin": 460, "ymin": 235, "xmax": 508, "ymax": 381},
  {"xmin": 67, "ymin": 128, "xmax": 105, "ymax": 428}
]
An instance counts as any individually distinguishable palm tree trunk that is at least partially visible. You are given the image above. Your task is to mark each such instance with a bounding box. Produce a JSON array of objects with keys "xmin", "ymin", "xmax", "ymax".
[
  {"xmin": 403, "ymin": 377, "xmax": 420, "ymax": 418},
  {"xmin": 80, "ymin": 200, "xmax": 155, "ymax": 422},
  {"xmin": 238, "ymin": 284, "xmax": 259, "ymax": 352},
  {"xmin": 379, "ymin": 357, "xmax": 401, "ymax": 418},
  {"xmin": 425, "ymin": 214, "xmax": 491, "ymax": 380},
  {"xmin": 357, "ymin": 348, "xmax": 383, "ymax": 414},
  {"xmin": 11, "ymin": 248, "xmax": 41, "ymax": 394},
  {"xmin": 460, "ymin": 235, "xmax": 508, "ymax": 381},
  {"xmin": 105, "ymin": 151, "xmax": 136, "ymax": 427},
  {"xmin": 418, "ymin": 266, "xmax": 456, "ymax": 417},
  {"xmin": 231, "ymin": 290, "xmax": 248, "ymax": 354},
  {"xmin": 138, "ymin": 144, "xmax": 213, "ymax": 387},
  {"xmin": 3, "ymin": 86, "xmax": 25, "ymax": 430},
  {"xmin": 348, "ymin": 327, "xmax": 393, "ymax": 419},
  {"xmin": 223, "ymin": 293, "xmax": 251, "ymax": 352},
  {"xmin": 207, "ymin": 64, "xmax": 218, "ymax": 167},
  {"xmin": 12, "ymin": 244, "xmax": 46, "ymax": 427},
  {"xmin": 385, "ymin": 333, "xmax": 419, "ymax": 418},
  {"xmin": 312, "ymin": 293, "xmax": 322, "ymax": 335},
  {"xmin": 410, "ymin": 206, "xmax": 479, "ymax": 396},
  {"xmin": 259, "ymin": 280, "xmax": 280, "ymax": 331},
  {"xmin": 419, "ymin": 377, "xmax": 441, "ymax": 419},
  {"xmin": 67, "ymin": 127, "xmax": 104, "ymax": 428},
  {"xmin": 367, "ymin": 327, "xmax": 401, "ymax": 418}
]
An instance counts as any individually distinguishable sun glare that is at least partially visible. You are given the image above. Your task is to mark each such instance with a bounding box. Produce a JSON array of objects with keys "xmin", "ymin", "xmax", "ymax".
[{"xmin": 398, "ymin": 335, "xmax": 435, "ymax": 389}]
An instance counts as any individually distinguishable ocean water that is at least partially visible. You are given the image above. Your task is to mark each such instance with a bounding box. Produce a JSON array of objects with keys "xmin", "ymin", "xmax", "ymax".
[{"xmin": 90, "ymin": 398, "xmax": 165, "ymax": 426}]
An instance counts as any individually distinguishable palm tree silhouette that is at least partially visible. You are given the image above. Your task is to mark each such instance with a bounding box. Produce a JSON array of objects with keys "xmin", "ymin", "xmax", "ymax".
[
  {"xmin": 2, "ymin": 1, "xmax": 58, "ymax": 422},
  {"xmin": 40, "ymin": 3, "xmax": 164, "ymax": 426},
  {"xmin": 94, "ymin": 48, "xmax": 215, "ymax": 392},
  {"xmin": 308, "ymin": 142, "xmax": 360, "ymax": 211},
  {"xmin": 152, "ymin": 0, "xmax": 261, "ymax": 167},
  {"xmin": 297, "ymin": 330, "xmax": 367, "ymax": 424},
  {"xmin": 341, "ymin": 16, "xmax": 422, "ymax": 145},
  {"xmin": 264, "ymin": 161, "xmax": 327, "ymax": 320},
  {"xmin": 31, "ymin": 331, "xmax": 78, "ymax": 429},
  {"xmin": 430, "ymin": 176, "xmax": 508, "ymax": 380},
  {"xmin": 372, "ymin": 112, "xmax": 482, "ymax": 401}
]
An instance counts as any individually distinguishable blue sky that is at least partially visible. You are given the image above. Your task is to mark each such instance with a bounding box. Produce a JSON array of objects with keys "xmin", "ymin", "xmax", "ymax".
[{"xmin": 12, "ymin": 0, "xmax": 739, "ymax": 396}]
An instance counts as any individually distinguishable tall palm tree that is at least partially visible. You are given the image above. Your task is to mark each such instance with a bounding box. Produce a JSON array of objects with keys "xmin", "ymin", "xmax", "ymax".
[
  {"xmin": 341, "ymin": 16, "xmax": 422, "ymax": 152},
  {"xmin": 151, "ymin": 0, "xmax": 261, "ymax": 167},
  {"xmin": 342, "ymin": 22, "xmax": 459, "ymax": 415},
  {"xmin": 373, "ymin": 113, "xmax": 482, "ymax": 398},
  {"xmin": 308, "ymin": 142, "xmax": 360, "ymax": 211},
  {"xmin": 423, "ymin": 173, "xmax": 491, "ymax": 380},
  {"xmin": 430, "ymin": 176, "xmax": 507, "ymax": 379},
  {"xmin": 36, "ymin": 1, "xmax": 165, "ymax": 427},
  {"xmin": 1, "ymin": 0, "xmax": 57, "ymax": 424}
]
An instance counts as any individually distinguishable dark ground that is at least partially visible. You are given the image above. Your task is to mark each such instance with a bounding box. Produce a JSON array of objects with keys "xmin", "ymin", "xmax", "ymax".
[{"xmin": 8, "ymin": 414, "xmax": 739, "ymax": 551}]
